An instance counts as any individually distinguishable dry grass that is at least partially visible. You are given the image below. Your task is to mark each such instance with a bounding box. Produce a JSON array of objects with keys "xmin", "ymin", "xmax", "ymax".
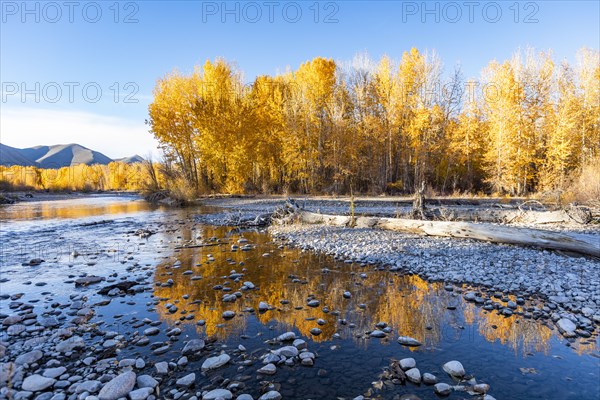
[{"xmin": 569, "ymin": 157, "xmax": 600, "ymax": 206}]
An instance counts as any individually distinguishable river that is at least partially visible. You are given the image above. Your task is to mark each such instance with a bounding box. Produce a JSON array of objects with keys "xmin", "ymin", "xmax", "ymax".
[{"xmin": 0, "ymin": 195, "xmax": 598, "ymax": 399}]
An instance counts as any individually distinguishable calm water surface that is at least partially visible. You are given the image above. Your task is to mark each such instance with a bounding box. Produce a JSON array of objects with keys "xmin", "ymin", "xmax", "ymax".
[{"xmin": 0, "ymin": 196, "xmax": 598, "ymax": 400}]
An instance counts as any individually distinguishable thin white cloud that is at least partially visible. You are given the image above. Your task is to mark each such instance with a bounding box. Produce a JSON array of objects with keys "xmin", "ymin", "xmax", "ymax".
[{"xmin": 0, "ymin": 107, "xmax": 160, "ymax": 159}]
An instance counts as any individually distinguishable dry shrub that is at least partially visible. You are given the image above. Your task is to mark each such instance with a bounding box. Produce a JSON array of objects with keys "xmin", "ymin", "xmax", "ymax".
[
  {"xmin": 166, "ymin": 176, "xmax": 197, "ymax": 203},
  {"xmin": 567, "ymin": 156, "xmax": 600, "ymax": 205}
]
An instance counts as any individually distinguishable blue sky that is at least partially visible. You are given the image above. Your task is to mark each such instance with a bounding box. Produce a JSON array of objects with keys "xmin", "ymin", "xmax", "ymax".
[{"xmin": 1, "ymin": 0, "xmax": 598, "ymax": 158}]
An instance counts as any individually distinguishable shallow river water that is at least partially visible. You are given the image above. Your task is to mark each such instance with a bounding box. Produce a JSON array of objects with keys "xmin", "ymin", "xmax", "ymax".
[{"xmin": 1, "ymin": 195, "xmax": 599, "ymax": 400}]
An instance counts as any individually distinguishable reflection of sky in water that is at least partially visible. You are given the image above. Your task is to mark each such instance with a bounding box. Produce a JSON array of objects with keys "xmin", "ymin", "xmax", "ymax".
[{"xmin": 1, "ymin": 196, "xmax": 599, "ymax": 400}]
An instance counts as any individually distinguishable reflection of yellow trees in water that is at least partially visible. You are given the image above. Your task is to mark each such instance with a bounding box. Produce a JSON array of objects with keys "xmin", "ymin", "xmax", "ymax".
[
  {"xmin": 1, "ymin": 198, "xmax": 153, "ymax": 221},
  {"xmin": 369, "ymin": 275, "xmax": 445, "ymax": 349},
  {"xmin": 151, "ymin": 226, "xmax": 591, "ymax": 355},
  {"xmin": 465, "ymin": 303, "xmax": 554, "ymax": 354}
]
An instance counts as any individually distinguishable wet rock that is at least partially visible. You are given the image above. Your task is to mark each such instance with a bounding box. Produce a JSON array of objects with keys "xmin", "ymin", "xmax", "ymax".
[
  {"xmin": 257, "ymin": 363, "xmax": 277, "ymax": 375},
  {"xmin": 310, "ymin": 328, "xmax": 322, "ymax": 336},
  {"xmin": 434, "ymin": 383, "xmax": 452, "ymax": 395},
  {"xmin": 258, "ymin": 391, "xmax": 282, "ymax": 400},
  {"xmin": 422, "ymin": 373, "xmax": 437, "ymax": 384},
  {"xmin": 258, "ymin": 302, "xmax": 270, "ymax": 312},
  {"xmin": 202, "ymin": 388, "xmax": 233, "ymax": 400},
  {"xmin": 400, "ymin": 358, "xmax": 416, "ymax": 370},
  {"xmin": 74, "ymin": 276, "xmax": 103, "ymax": 286},
  {"xmin": 201, "ymin": 354, "xmax": 230, "ymax": 371},
  {"xmin": 556, "ymin": 318, "xmax": 577, "ymax": 337},
  {"xmin": 182, "ymin": 339, "xmax": 205, "ymax": 355},
  {"xmin": 2, "ymin": 315, "xmax": 23, "ymax": 326},
  {"xmin": 293, "ymin": 339, "xmax": 307, "ymax": 350},
  {"xmin": 154, "ymin": 361, "xmax": 169, "ymax": 375},
  {"xmin": 97, "ymin": 371, "xmax": 136, "ymax": 400},
  {"xmin": 369, "ymin": 330, "xmax": 386, "ymax": 338},
  {"xmin": 277, "ymin": 332, "xmax": 296, "ymax": 341},
  {"xmin": 276, "ymin": 346, "xmax": 299, "ymax": 358},
  {"xmin": 176, "ymin": 373, "xmax": 195, "ymax": 387},
  {"xmin": 474, "ymin": 383, "xmax": 490, "ymax": 394},
  {"xmin": 38, "ymin": 316, "xmax": 59, "ymax": 328},
  {"xmin": 442, "ymin": 360, "xmax": 465, "ymax": 377},
  {"xmin": 405, "ymin": 368, "xmax": 421, "ymax": 383},
  {"xmin": 222, "ymin": 311, "xmax": 236, "ymax": 319},
  {"xmin": 307, "ymin": 300, "xmax": 320, "ymax": 307},
  {"xmin": 397, "ymin": 336, "xmax": 422, "ymax": 347}
]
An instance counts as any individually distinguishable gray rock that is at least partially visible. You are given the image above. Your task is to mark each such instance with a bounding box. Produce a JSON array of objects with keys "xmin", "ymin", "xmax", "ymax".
[
  {"xmin": 176, "ymin": 373, "xmax": 195, "ymax": 388},
  {"xmin": 474, "ymin": 383, "xmax": 490, "ymax": 394},
  {"xmin": 136, "ymin": 375, "xmax": 159, "ymax": 389},
  {"xmin": 274, "ymin": 346, "xmax": 298, "ymax": 357},
  {"xmin": 397, "ymin": 336, "xmax": 422, "ymax": 347},
  {"xmin": 129, "ymin": 387, "xmax": 154, "ymax": 400},
  {"xmin": 97, "ymin": 371, "xmax": 136, "ymax": 400},
  {"xmin": 276, "ymin": 332, "xmax": 296, "ymax": 341},
  {"xmin": 55, "ymin": 336, "xmax": 84, "ymax": 353},
  {"xmin": 258, "ymin": 391, "xmax": 282, "ymax": 400},
  {"xmin": 182, "ymin": 339, "xmax": 205, "ymax": 355},
  {"xmin": 202, "ymin": 388, "xmax": 233, "ymax": 400},
  {"xmin": 21, "ymin": 375, "xmax": 56, "ymax": 392},
  {"xmin": 257, "ymin": 363, "xmax": 277, "ymax": 375},
  {"xmin": 201, "ymin": 354, "xmax": 230, "ymax": 371},
  {"xmin": 556, "ymin": 318, "xmax": 577, "ymax": 336},
  {"xmin": 15, "ymin": 350, "xmax": 43, "ymax": 365},
  {"xmin": 369, "ymin": 330, "xmax": 386, "ymax": 338},
  {"xmin": 399, "ymin": 358, "xmax": 416, "ymax": 370},
  {"xmin": 76, "ymin": 380, "xmax": 101, "ymax": 394},
  {"xmin": 293, "ymin": 339, "xmax": 307, "ymax": 350},
  {"xmin": 442, "ymin": 360, "xmax": 465, "ymax": 377},
  {"xmin": 154, "ymin": 362, "xmax": 168, "ymax": 375},
  {"xmin": 434, "ymin": 383, "xmax": 452, "ymax": 395},
  {"xmin": 422, "ymin": 373, "xmax": 437, "ymax": 384},
  {"xmin": 405, "ymin": 368, "xmax": 421, "ymax": 383},
  {"xmin": 144, "ymin": 327, "xmax": 160, "ymax": 336},
  {"xmin": 42, "ymin": 367, "xmax": 66, "ymax": 379}
]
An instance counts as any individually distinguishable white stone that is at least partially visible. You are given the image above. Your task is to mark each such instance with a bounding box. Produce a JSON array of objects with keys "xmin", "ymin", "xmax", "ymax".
[
  {"xmin": 201, "ymin": 354, "xmax": 230, "ymax": 371},
  {"xmin": 202, "ymin": 388, "xmax": 233, "ymax": 400},
  {"xmin": 442, "ymin": 360, "xmax": 465, "ymax": 377},
  {"xmin": 399, "ymin": 358, "xmax": 416, "ymax": 370},
  {"xmin": 98, "ymin": 371, "xmax": 136, "ymax": 400},
  {"xmin": 21, "ymin": 375, "xmax": 56, "ymax": 392}
]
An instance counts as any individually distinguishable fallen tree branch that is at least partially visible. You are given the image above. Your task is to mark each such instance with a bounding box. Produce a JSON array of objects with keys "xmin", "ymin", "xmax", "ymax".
[
  {"xmin": 174, "ymin": 242, "xmax": 222, "ymax": 249},
  {"xmin": 279, "ymin": 202, "xmax": 600, "ymax": 258}
]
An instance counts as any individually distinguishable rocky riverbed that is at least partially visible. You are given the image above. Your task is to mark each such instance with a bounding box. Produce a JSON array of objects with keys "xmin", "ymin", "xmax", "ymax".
[{"xmin": 1, "ymin": 196, "xmax": 599, "ymax": 400}]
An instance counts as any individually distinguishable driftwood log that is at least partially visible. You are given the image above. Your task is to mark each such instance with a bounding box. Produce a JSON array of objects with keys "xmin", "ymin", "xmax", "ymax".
[{"xmin": 278, "ymin": 202, "xmax": 600, "ymax": 258}]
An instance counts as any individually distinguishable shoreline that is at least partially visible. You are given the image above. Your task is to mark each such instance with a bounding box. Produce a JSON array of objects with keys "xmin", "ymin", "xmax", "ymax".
[{"xmin": 0, "ymin": 191, "xmax": 141, "ymax": 205}]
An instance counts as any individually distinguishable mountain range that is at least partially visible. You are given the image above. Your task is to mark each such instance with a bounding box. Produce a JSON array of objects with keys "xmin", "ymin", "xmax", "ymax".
[{"xmin": 0, "ymin": 143, "xmax": 143, "ymax": 168}]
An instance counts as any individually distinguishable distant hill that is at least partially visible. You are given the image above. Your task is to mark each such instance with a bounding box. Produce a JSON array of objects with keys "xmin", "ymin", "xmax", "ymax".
[
  {"xmin": 114, "ymin": 154, "xmax": 145, "ymax": 164},
  {"xmin": 0, "ymin": 143, "xmax": 144, "ymax": 168}
]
